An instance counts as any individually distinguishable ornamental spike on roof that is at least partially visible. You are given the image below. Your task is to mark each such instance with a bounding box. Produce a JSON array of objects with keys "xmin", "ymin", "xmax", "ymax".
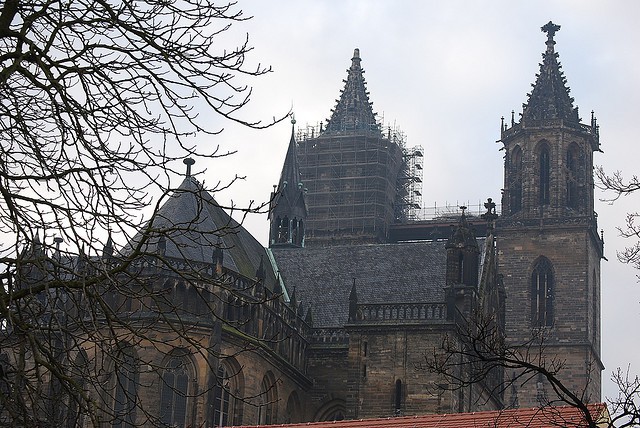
[
  {"xmin": 273, "ymin": 118, "xmax": 307, "ymax": 220},
  {"xmin": 521, "ymin": 21, "xmax": 579, "ymax": 123},
  {"xmin": 323, "ymin": 48, "xmax": 381, "ymax": 136},
  {"xmin": 277, "ymin": 120, "xmax": 302, "ymax": 195}
]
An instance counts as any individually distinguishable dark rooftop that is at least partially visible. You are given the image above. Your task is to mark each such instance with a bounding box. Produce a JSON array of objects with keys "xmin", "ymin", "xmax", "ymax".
[{"xmin": 272, "ymin": 240, "xmax": 486, "ymax": 328}]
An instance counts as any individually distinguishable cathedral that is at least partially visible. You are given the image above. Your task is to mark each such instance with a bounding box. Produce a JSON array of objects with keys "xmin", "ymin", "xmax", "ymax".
[{"xmin": 0, "ymin": 22, "xmax": 603, "ymax": 427}]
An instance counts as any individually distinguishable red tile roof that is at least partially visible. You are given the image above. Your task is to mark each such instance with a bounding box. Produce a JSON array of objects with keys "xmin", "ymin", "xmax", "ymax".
[{"xmin": 233, "ymin": 403, "xmax": 609, "ymax": 428}]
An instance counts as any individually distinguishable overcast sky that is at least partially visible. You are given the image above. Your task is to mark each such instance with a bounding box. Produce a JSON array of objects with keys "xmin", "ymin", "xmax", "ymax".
[{"xmin": 187, "ymin": 1, "xmax": 640, "ymax": 403}]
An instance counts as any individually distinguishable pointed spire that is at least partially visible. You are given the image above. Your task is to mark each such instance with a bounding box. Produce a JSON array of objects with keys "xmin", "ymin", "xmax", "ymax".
[
  {"xmin": 446, "ymin": 206, "xmax": 478, "ymax": 249},
  {"xmin": 76, "ymin": 245, "xmax": 88, "ymax": 276},
  {"xmin": 349, "ymin": 278, "xmax": 358, "ymax": 303},
  {"xmin": 157, "ymin": 235, "xmax": 166, "ymax": 256},
  {"xmin": 103, "ymin": 234, "xmax": 114, "ymax": 258},
  {"xmin": 256, "ymin": 255, "xmax": 266, "ymax": 282},
  {"xmin": 323, "ymin": 48, "xmax": 380, "ymax": 135},
  {"xmin": 289, "ymin": 285, "xmax": 297, "ymax": 309},
  {"xmin": 270, "ymin": 118, "xmax": 308, "ymax": 247},
  {"xmin": 277, "ymin": 117, "xmax": 304, "ymax": 204},
  {"xmin": 273, "ymin": 272, "xmax": 283, "ymax": 296},
  {"xmin": 31, "ymin": 232, "xmax": 45, "ymax": 257},
  {"xmin": 304, "ymin": 305, "xmax": 313, "ymax": 326},
  {"xmin": 348, "ymin": 278, "xmax": 358, "ymax": 322},
  {"xmin": 521, "ymin": 22, "xmax": 579, "ymax": 123},
  {"xmin": 213, "ymin": 237, "xmax": 224, "ymax": 275}
]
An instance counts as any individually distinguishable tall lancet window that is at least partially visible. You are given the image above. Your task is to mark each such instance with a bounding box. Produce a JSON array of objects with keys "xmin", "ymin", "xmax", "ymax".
[
  {"xmin": 531, "ymin": 257, "xmax": 554, "ymax": 327},
  {"xmin": 394, "ymin": 379, "xmax": 403, "ymax": 415},
  {"xmin": 258, "ymin": 372, "xmax": 278, "ymax": 425},
  {"xmin": 160, "ymin": 350, "xmax": 193, "ymax": 426},
  {"xmin": 510, "ymin": 145, "xmax": 523, "ymax": 214},
  {"xmin": 539, "ymin": 144, "xmax": 551, "ymax": 205},
  {"xmin": 213, "ymin": 364, "xmax": 231, "ymax": 427},
  {"xmin": 566, "ymin": 143, "xmax": 582, "ymax": 209},
  {"xmin": 112, "ymin": 346, "xmax": 138, "ymax": 428}
]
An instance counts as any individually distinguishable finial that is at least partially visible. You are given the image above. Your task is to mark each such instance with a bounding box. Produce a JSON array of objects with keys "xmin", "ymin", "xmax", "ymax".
[
  {"xmin": 54, "ymin": 236, "xmax": 63, "ymax": 258},
  {"xmin": 103, "ymin": 234, "xmax": 114, "ymax": 258},
  {"xmin": 481, "ymin": 198, "xmax": 498, "ymax": 231},
  {"xmin": 541, "ymin": 21, "xmax": 560, "ymax": 50},
  {"xmin": 351, "ymin": 48, "xmax": 361, "ymax": 69},
  {"xmin": 349, "ymin": 278, "xmax": 358, "ymax": 301},
  {"xmin": 183, "ymin": 158, "xmax": 195, "ymax": 177},
  {"xmin": 256, "ymin": 255, "xmax": 266, "ymax": 281},
  {"xmin": 290, "ymin": 112, "xmax": 296, "ymax": 126},
  {"xmin": 157, "ymin": 235, "xmax": 166, "ymax": 256},
  {"xmin": 348, "ymin": 278, "xmax": 358, "ymax": 321}
]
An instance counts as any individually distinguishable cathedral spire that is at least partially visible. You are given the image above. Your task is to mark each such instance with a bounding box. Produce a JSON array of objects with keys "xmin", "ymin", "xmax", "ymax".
[
  {"xmin": 269, "ymin": 118, "xmax": 307, "ymax": 247},
  {"xmin": 521, "ymin": 21, "xmax": 579, "ymax": 123},
  {"xmin": 278, "ymin": 118, "xmax": 303, "ymax": 199},
  {"xmin": 323, "ymin": 48, "xmax": 380, "ymax": 135}
]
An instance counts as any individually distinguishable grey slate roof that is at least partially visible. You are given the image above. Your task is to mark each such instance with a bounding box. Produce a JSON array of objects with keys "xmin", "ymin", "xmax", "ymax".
[
  {"xmin": 271, "ymin": 241, "xmax": 453, "ymax": 328},
  {"xmin": 127, "ymin": 177, "xmax": 276, "ymax": 287}
]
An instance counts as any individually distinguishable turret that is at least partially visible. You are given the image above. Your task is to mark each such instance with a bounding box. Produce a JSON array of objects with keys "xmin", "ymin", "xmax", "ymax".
[
  {"xmin": 500, "ymin": 21, "xmax": 601, "ymax": 220},
  {"xmin": 445, "ymin": 207, "xmax": 479, "ymax": 288},
  {"xmin": 269, "ymin": 117, "xmax": 308, "ymax": 247},
  {"xmin": 497, "ymin": 22, "xmax": 603, "ymax": 407},
  {"xmin": 445, "ymin": 208, "xmax": 479, "ymax": 321}
]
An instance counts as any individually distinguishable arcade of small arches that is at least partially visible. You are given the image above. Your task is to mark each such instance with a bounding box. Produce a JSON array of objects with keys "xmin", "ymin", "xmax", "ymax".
[
  {"xmin": 506, "ymin": 140, "xmax": 588, "ymax": 215},
  {"xmin": 272, "ymin": 216, "xmax": 305, "ymax": 246}
]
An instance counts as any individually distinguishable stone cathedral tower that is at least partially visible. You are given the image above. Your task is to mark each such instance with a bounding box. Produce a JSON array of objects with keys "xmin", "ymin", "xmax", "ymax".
[{"xmin": 497, "ymin": 22, "xmax": 604, "ymax": 407}]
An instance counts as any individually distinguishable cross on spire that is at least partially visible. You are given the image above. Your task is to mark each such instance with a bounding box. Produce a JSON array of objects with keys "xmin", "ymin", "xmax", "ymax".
[{"xmin": 541, "ymin": 21, "xmax": 561, "ymax": 44}]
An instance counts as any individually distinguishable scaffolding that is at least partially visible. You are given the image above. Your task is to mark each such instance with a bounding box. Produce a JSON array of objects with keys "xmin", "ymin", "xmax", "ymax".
[
  {"xmin": 296, "ymin": 123, "xmax": 409, "ymax": 246},
  {"xmin": 396, "ymin": 145, "xmax": 424, "ymax": 222}
]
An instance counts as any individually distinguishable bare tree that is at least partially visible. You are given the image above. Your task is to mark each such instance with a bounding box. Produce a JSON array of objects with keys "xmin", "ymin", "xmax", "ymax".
[
  {"xmin": 423, "ymin": 306, "xmax": 640, "ymax": 428},
  {"xmin": 0, "ymin": 1, "xmax": 291, "ymax": 426},
  {"xmin": 596, "ymin": 167, "xmax": 640, "ymax": 275}
]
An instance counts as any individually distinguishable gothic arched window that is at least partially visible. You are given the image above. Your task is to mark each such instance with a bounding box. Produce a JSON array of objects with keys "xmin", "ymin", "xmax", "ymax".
[
  {"xmin": 510, "ymin": 145, "xmax": 523, "ymax": 214},
  {"xmin": 280, "ymin": 216, "xmax": 290, "ymax": 243},
  {"xmin": 213, "ymin": 365, "xmax": 231, "ymax": 427},
  {"xmin": 539, "ymin": 144, "xmax": 551, "ymax": 205},
  {"xmin": 258, "ymin": 372, "xmax": 278, "ymax": 425},
  {"xmin": 394, "ymin": 379, "xmax": 403, "ymax": 415},
  {"xmin": 531, "ymin": 257, "xmax": 554, "ymax": 327},
  {"xmin": 160, "ymin": 350, "xmax": 193, "ymax": 427},
  {"xmin": 67, "ymin": 351, "xmax": 89, "ymax": 428},
  {"xmin": 285, "ymin": 391, "xmax": 302, "ymax": 423},
  {"xmin": 112, "ymin": 346, "xmax": 138, "ymax": 428},
  {"xmin": 457, "ymin": 253, "xmax": 464, "ymax": 284},
  {"xmin": 566, "ymin": 143, "xmax": 582, "ymax": 209}
]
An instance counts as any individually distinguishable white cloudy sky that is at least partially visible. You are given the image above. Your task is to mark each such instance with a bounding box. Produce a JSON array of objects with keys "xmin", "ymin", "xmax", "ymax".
[{"xmin": 188, "ymin": 1, "xmax": 640, "ymax": 403}]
